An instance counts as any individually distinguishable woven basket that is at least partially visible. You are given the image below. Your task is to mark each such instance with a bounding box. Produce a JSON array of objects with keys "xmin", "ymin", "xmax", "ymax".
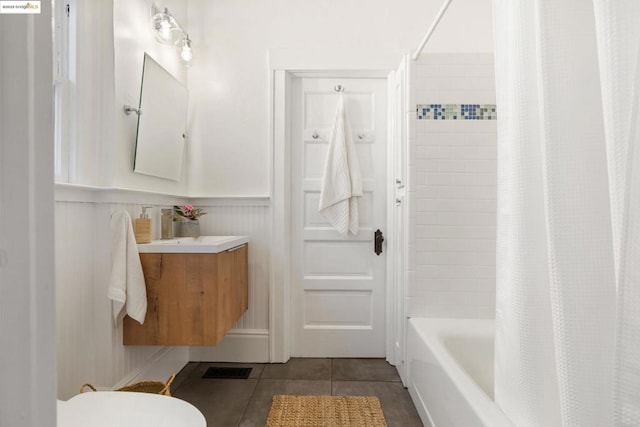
[{"xmin": 80, "ymin": 374, "xmax": 175, "ymax": 396}]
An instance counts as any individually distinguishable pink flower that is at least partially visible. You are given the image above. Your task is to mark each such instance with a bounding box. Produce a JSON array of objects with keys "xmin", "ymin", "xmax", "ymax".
[{"xmin": 183, "ymin": 204, "xmax": 194, "ymax": 212}]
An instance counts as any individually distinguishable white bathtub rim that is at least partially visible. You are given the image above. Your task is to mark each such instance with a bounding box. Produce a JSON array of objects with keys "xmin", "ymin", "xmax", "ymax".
[{"xmin": 408, "ymin": 318, "xmax": 513, "ymax": 427}]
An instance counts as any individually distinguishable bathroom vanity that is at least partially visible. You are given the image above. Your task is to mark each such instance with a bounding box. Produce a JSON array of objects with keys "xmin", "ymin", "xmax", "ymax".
[{"xmin": 123, "ymin": 236, "xmax": 249, "ymax": 346}]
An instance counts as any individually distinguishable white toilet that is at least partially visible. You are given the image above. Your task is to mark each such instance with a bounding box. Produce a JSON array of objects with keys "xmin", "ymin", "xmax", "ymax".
[{"xmin": 57, "ymin": 391, "xmax": 206, "ymax": 427}]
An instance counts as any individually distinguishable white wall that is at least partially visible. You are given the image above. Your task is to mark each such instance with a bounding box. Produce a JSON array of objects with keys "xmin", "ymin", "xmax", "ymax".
[
  {"xmin": 187, "ymin": 0, "xmax": 494, "ymax": 196},
  {"xmin": 407, "ymin": 53, "xmax": 497, "ymax": 319}
]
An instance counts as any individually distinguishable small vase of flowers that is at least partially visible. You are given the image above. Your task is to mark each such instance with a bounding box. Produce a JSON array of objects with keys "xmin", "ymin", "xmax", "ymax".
[{"xmin": 174, "ymin": 204, "xmax": 207, "ymax": 237}]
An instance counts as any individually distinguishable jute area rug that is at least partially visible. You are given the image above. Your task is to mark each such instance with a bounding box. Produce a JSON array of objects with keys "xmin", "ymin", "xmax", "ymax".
[{"xmin": 266, "ymin": 395, "xmax": 388, "ymax": 426}]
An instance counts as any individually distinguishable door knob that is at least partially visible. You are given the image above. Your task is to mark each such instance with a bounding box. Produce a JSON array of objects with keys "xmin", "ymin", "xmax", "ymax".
[{"xmin": 374, "ymin": 229, "xmax": 384, "ymax": 256}]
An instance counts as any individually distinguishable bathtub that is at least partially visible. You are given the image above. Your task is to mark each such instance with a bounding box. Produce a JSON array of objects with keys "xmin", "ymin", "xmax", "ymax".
[{"xmin": 407, "ymin": 318, "xmax": 513, "ymax": 427}]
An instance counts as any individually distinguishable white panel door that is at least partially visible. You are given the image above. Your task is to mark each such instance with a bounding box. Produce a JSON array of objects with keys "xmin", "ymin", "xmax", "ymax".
[{"xmin": 291, "ymin": 77, "xmax": 387, "ymax": 357}]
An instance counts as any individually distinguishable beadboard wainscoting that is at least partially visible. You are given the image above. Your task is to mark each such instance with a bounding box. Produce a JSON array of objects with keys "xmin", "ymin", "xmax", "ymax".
[
  {"xmin": 55, "ymin": 185, "xmax": 270, "ymax": 399},
  {"xmin": 407, "ymin": 54, "xmax": 497, "ymax": 319}
]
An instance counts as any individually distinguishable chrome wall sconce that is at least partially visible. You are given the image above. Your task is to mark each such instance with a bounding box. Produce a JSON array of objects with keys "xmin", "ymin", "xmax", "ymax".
[{"xmin": 151, "ymin": 7, "xmax": 193, "ymax": 66}]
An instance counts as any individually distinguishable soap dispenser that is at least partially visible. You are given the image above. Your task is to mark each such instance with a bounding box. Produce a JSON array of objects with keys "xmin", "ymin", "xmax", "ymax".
[{"xmin": 134, "ymin": 206, "xmax": 153, "ymax": 244}]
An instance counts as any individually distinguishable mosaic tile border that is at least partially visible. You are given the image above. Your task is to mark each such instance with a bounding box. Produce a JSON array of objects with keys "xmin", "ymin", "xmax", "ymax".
[{"xmin": 417, "ymin": 104, "xmax": 497, "ymax": 120}]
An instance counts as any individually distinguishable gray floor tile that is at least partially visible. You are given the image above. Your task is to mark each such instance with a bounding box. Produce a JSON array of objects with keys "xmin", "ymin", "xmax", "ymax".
[
  {"xmin": 170, "ymin": 362, "xmax": 200, "ymax": 392},
  {"xmin": 239, "ymin": 379, "xmax": 332, "ymax": 427},
  {"xmin": 332, "ymin": 358, "xmax": 401, "ymax": 382},
  {"xmin": 173, "ymin": 377, "xmax": 258, "ymax": 427},
  {"xmin": 333, "ymin": 381, "xmax": 423, "ymax": 427},
  {"xmin": 261, "ymin": 358, "xmax": 331, "ymax": 380}
]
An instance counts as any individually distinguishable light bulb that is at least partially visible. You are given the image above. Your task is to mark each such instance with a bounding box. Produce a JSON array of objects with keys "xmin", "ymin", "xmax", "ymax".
[
  {"xmin": 152, "ymin": 8, "xmax": 179, "ymax": 44},
  {"xmin": 180, "ymin": 44, "xmax": 192, "ymax": 63},
  {"xmin": 178, "ymin": 34, "xmax": 193, "ymax": 65},
  {"xmin": 159, "ymin": 20, "xmax": 172, "ymax": 41}
]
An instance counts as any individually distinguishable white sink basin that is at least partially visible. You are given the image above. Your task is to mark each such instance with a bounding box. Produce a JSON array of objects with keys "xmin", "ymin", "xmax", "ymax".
[{"xmin": 137, "ymin": 235, "xmax": 249, "ymax": 253}]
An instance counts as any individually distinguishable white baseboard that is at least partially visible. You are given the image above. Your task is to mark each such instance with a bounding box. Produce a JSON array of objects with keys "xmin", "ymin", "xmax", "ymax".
[
  {"xmin": 113, "ymin": 346, "xmax": 190, "ymax": 389},
  {"xmin": 189, "ymin": 329, "xmax": 270, "ymax": 363}
]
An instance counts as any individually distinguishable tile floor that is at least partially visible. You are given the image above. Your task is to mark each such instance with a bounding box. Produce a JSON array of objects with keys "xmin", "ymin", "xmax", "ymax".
[{"xmin": 171, "ymin": 358, "xmax": 423, "ymax": 427}]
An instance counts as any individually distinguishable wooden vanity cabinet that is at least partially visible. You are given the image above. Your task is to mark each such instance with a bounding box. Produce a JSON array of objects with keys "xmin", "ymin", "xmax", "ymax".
[{"xmin": 123, "ymin": 244, "xmax": 248, "ymax": 346}]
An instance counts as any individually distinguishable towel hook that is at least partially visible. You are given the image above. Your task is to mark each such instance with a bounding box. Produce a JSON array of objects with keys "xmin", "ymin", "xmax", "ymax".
[
  {"xmin": 312, "ymin": 130, "xmax": 319, "ymax": 139},
  {"xmin": 334, "ymin": 85, "xmax": 344, "ymax": 92},
  {"xmin": 123, "ymin": 104, "xmax": 142, "ymax": 116}
]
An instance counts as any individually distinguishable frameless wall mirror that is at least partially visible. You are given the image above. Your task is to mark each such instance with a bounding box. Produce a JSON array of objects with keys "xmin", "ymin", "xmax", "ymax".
[{"xmin": 133, "ymin": 53, "xmax": 188, "ymax": 181}]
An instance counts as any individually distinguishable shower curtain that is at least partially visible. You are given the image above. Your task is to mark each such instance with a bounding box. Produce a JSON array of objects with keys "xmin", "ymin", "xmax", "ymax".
[{"xmin": 493, "ymin": 0, "xmax": 640, "ymax": 425}]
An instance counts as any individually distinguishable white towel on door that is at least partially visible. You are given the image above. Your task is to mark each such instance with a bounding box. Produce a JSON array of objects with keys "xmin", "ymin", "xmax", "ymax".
[
  {"xmin": 318, "ymin": 93, "xmax": 363, "ymax": 235},
  {"xmin": 107, "ymin": 211, "xmax": 147, "ymax": 326}
]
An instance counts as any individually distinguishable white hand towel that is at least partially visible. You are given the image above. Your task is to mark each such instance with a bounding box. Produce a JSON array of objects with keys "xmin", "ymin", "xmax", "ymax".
[
  {"xmin": 107, "ymin": 211, "xmax": 147, "ymax": 326},
  {"xmin": 318, "ymin": 93, "xmax": 363, "ymax": 235}
]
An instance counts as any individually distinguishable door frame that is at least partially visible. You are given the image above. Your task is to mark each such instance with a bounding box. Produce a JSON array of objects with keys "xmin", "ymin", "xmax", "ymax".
[{"xmin": 268, "ymin": 49, "xmax": 405, "ymax": 363}]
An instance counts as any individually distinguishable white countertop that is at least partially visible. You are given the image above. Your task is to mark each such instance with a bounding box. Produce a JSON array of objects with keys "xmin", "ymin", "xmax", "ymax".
[{"xmin": 137, "ymin": 235, "xmax": 249, "ymax": 253}]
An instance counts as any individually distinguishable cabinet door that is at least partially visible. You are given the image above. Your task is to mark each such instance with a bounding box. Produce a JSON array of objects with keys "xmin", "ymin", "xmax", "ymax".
[{"xmin": 124, "ymin": 253, "xmax": 218, "ymax": 346}]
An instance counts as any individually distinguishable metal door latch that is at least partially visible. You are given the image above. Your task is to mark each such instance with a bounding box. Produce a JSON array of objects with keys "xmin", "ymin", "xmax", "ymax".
[{"xmin": 374, "ymin": 229, "xmax": 384, "ymax": 256}]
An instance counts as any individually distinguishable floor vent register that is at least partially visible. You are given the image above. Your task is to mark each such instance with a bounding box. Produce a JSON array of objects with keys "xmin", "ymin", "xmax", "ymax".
[{"xmin": 201, "ymin": 367, "xmax": 252, "ymax": 379}]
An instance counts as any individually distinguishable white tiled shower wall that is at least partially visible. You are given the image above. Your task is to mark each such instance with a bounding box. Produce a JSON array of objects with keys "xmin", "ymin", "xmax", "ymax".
[{"xmin": 407, "ymin": 54, "xmax": 497, "ymax": 319}]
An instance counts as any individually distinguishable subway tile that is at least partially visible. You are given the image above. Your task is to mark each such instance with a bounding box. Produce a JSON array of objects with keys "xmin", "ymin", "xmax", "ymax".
[
  {"xmin": 448, "ymin": 305, "xmax": 485, "ymax": 318},
  {"xmin": 405, "ymin": 297, "xmax": 434, "ymax": 317},
  {"xmin": 416, "ymin": 64, "xmax": 495, "ymax": 79},
  {"xmin": 422, "ymin": 132, "xmax": 496, "ymax": 146},
  {"xmin": 409, "ymin": 165, "xmax": 418, "ymax": 191},
  {"xmin": 463, "ymin": 291, "xmax": 496, "ymax": 306},
  {"xmin": 423, "ymin": 77, "xmax": 480, "ymax": 91},
  {"xmin": 409, "ymin": 53, "xmax": 498, "ymax": 321},
  {"xmin": 415, "ymin": 158, "xmax": 497, "ymax": 173},
  {"xmin": 415, "ymin": 198, "xmax": 496, "ymax": 213},
  {"xmin": 416, "ymin": 146, "xmax": 451, "ymax": 159},
  {"xmin": 416, "ymin": 264, "xmax": 496, "ymax": 279},
  {"xmin": 477, "ymin": 77, "xmax": 496, "ymax": 91},
  {"xmin": 476, "ymin": 305, "xmax": 497, "ymax": 319},
  {"xmin": 408, "ymin": 248, "xmax": 416, "ymax": 271},
  {"xmin": 416, "ymin": 212, "xmax": 496, "ymax": 226},
  {"xmin": 437, "ymin": 291, "xmax": 479, "ymax": 306},
  {"xmin": 415, "ymin": 238, "xmax": 496, "ymax": 253},
  {"xmin": 410, "ymin": 277, "xmax": 495, "ymax": 293},
  {"xmin": 416, "ymin": 225, "xmax": 497, "ymax": 239},
  {"xmin": 416, "ymin": 146, "xmax": 496, "ymax": 160},
  {"xmin": 408, "ymin": 219, "xmax": 416, "ymax": 245},
  {"xmin": 415, "ymin": 185, "xmax": 497, "ymax": 200},
  {"xmin": 418, "ymin": 172, "xmax": 496, "ymax": 186},
  {"xmin": 416, "ymin": 252, "xmax": 495, "ymax": 266}
]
